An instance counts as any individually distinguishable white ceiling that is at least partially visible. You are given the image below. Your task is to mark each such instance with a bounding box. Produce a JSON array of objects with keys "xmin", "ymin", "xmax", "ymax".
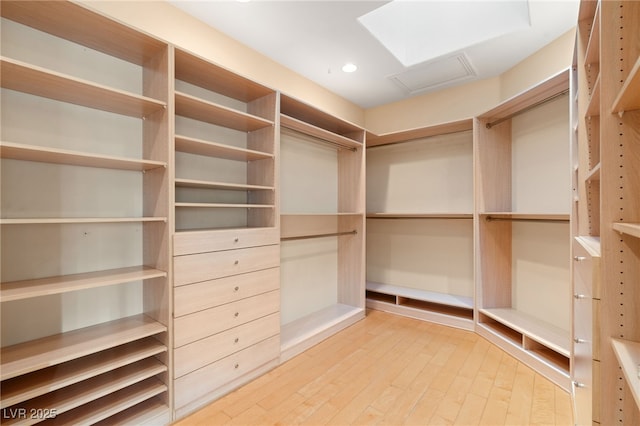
[{"xmin": 169, "ymin": 0, "xmax": 579, "ymax": 109}]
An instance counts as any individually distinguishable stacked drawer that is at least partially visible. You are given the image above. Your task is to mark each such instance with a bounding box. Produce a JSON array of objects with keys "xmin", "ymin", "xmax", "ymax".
[
  {"xmin": 172, "ymin": 228, "xmax": 280, "ymax": 412},
  {"xmin": 572, "ymin": 236, "xmax": 601, "ymax": 425}
]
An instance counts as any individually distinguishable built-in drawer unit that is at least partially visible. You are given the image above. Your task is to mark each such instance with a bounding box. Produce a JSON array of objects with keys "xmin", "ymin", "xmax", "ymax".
[
  {"xmin": 174, "ymin": 244, "xmax": 279, "ymax": 286},
  {"xmin": 174, "ymin": 290, "xmax": 280, "ymax": 347}
]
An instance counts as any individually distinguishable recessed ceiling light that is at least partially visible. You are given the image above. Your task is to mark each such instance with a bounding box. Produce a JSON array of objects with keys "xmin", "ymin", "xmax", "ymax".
[{"xmin": 342, "ymin": 63, "xmax": 357, "ymax": 73}]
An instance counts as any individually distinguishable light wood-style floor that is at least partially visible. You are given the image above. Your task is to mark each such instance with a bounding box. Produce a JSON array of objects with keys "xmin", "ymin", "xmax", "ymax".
[{"xmin": 174, "ymin": 310, "xmax": 573, "ymax": 425}]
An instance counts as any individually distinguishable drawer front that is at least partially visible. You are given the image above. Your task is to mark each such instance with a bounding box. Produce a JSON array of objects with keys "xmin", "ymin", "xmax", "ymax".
[
  {"xmin": 174, "ymin": 335, "xmax": 280, "ymax": 409},
  {"xmin": 175, "ymin": 312, "xmax": 280, "ymax": 378},
  {"xmin": 573, "ymin": 240, "xmax": 594, "ymax": 298},
  {"xmin": 174, "ymin": 244, "xmax": 279, "ymax": 286},
  {"xmin": 174, "ymin": 290, "xmax": 280, "ymax": 347},
  {"xmin": 174, "ymin": 228, "xmax": 279, "ymax": 255},
  {"xmin": 174, "ymin": 267, "xmax": 279, "ymax": 316}
]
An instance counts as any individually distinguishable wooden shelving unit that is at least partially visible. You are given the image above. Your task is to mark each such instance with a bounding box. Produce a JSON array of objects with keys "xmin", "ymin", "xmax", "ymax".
[
  {"xmin": 574, "ymin": 1, "xmax": 640, "ymax": 423},
  {"xmin": 171, "ymin": 48, "xmax": 280, "ymax": 419},
  {"xmin": 0, "ymin": 1, "xmax": 171, "ymax": 423},
  {"xmin": 475, "ymin": 69, "xmax": 572, "ymax": 390},
  {"xmin": 365, "ymin": 121, "xmax": 475, "ymax": 330},
  {"xmin": 279, "ymin": 94, "xmax": 365, "ymax": 361}
]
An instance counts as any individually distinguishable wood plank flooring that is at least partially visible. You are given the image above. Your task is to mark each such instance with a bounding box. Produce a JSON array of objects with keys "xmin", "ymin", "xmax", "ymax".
[{"xmin": 174, "ymin": 310, "xmax": 573, "ymax": 425}]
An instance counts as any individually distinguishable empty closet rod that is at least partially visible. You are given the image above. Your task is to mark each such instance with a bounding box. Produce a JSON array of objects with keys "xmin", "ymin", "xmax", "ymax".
[
  {"xmin": 281, "ymin": 126, "xmax": 358, "ymax": 152},
  {"xmin": 485, "ymin": 216, "xmax": 569, "ymax": 224},
  {"xmin": 281, "ymin": 230, "xmax": 357, "ymax": 241},
  {"xmin": 485, "ymin": 89, "xmax": 570, "ymax": 129}
]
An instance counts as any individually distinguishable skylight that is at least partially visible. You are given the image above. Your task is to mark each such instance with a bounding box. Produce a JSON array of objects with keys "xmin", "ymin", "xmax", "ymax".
[{"xmin": 358, "ymin": 0, "xmax": 532, "ymax": 67}]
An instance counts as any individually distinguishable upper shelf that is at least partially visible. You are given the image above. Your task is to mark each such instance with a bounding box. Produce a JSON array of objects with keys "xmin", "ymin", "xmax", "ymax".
[
  {"xmin": 280, "ymin": 93, "xmax": 364, "ymax": 144},
  {"xmin": 612, "ymin": 56, "xmax": 640, "ymax": 113},
  {"xmin": 175, "ymin": 91, "xmax": 273, "ymax": 132},
  {"xmin": 280, "ymin": 114, "xmax": 362, "ymax": 150},
  {"xmin": 478, "ymin": 69, "xmax": 570, "ymax": 125},
  {"xmin": 174, "ymin": 49, "xmax": 274, "ymax": 103},
  {"xmin": 0, "ymin": 1, "xmax": 166, "ymax": 66},
  {"xmin": 0, "ymin": 142, "xmax": 166, "ymax": 171},
  {"xmin": 584, "ymin": 2, "xmax": 600, "ymax": 67},
  {"xmin": 613, "ymin": 223, "xmax": 640, "ymax": 239},
  {"xmin": 0, "ymin": 217, "xmax": 167, "ymax": 225},
  {"xmin": 174, "ymin": 135, "xmax": 273, "ymax": 161},
  {"xmin": 366, "ymin": 213, "xmax": 473, "ymax": 219},
  {"xmin": 366, "ymin": 119, "xmax": 473, "ymax": 148},
  {"xmin": 1, "ymin": 57, "xmax": 166, "ymax": 118}
]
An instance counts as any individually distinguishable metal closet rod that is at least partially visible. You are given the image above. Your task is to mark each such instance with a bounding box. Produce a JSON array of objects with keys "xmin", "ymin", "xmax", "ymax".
[
  {"xmin": 281, "ymin": 230, "xmax": 357, "ymax": 241},
  {"xmin": 485, "ymin": 89, "xmax": 570, "ymax": 129},
  {"xmin": 485, "ymin": 216, "xmax": 569, "ymax": 224}
]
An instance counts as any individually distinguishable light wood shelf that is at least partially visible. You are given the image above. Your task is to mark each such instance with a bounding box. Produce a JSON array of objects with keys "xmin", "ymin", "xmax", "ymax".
[
  {"xmin": 175, "ymin": 91, "xmax": 273, "ymax": 132},
  {"xmin": 0, "ymin": 142, "xmax": 166, "ymax": 171},
  {"xmin": 0, "ymin": 217, "xmax": 167, "ymax": 225},
  {"xmin": 366, "ymin": 213, "xmax": 473, "ymax": 219},
  {"xmin": 611, "ymin": 338, "xmax": 640, "ymax": 410},
  {"xmin": 0, "ymin": 0, "xmax": 166, "ymax": 65},
  {"xmin": 366, "ymin": 119, "xmax": 472, "ymax": 147},
  {"xmin": 43, "ymin": 378, "xmax": 168, "ymax": 426},
  {"xmin": 92, "ymin": 397, "xmax": 170, "ymax": 426},
  {"xmin": 2, "ymin": 359, "xmax": 166, "ymax": 425},
  {"xmin": 280, "ymin": 114, "xmax": 362, "ymax": 150},
  {"xmin": 174, "ymin": 135, "xmax": 273, "ymax": 161},
  {"xmin": 0, "ymin": 266, "xmax": 166, "ymax": 302},
  {"xmin": 480, "ymin": 308, "xmax": 571, "ymax": 358},
  {"xmin": 613, "ymin": 222, "xmax": 640, "ymax": 239},
  {"xmin": 586, "ymin": 162, "xmax": 601, "ymax": 182},
  {"xmin": 175, "ymin": 178, "xmax": 273, "ymax": 192},
  {"xmin": 586, "ymin": 74, "xmax": 601, "ymax": 117},
  {"xmin": 366, "ymin": 281, "xmax": 473, "ymax": 310},
  {"xmin": 0, "ymin": 338, "xmax": 166, "ymax": 409},
  {"xmin": 584, "ymin": 3, "xmax": 600, "ymax": 67},
  {"xmin": 0, "ymin": 314, "xmax": 166, "ymax": 381},
  {"xmin": 0, "ymin": 57, "xmax": 166, "ymax": 118},
  {"xmin": 575, "ymin": 235, "xmax": 601, "ymax": 257},
  {"xmin": 612, "ymin": 56, "xmax": 640, "ymax": 113},
  {"xmin": 175, "ymin": 48, "xmax": 273, "ymax": 103},
  {"xmin": 175, "ymin": 202, "xmax": 274, "ymax": 209}
]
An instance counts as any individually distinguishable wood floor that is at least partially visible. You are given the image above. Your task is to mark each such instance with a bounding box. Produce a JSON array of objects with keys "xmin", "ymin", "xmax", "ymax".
[{"xmin": 174, "ymin": 310, "xmax": 574, "ymax": 425}]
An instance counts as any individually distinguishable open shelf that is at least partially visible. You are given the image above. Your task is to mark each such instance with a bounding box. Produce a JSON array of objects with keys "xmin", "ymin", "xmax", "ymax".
[
  {"xmin": 0, "ymin": 314, "xmax": 166, "ymax": 381},
  {"xmin": 92, "ymin": 397, "xmax": 169, "ymax": 426},
  {"xmin": 366, "ymin": 282, "xmax": 473, "ymax": 310},
  {"xmin": 280, "ymin": 114, "xmax": 362, "ymax": 150},
  {"xmin": 175, "ymin": 178, "xmax": 273, "ymax": 192},
  {"xmin": 0, "ymin": 142, "xmax": 166, "ymax": 171},
  {"xmin": 586, "ymin": 74, "xmax": 601, "ymax": 117},
  {"xmin": 0, "ymin": 1, "xmax": 166, "ymax": 65},
  {"xmin": 0, "ymin": 338, "xmax": 166, "ymax": 409},
  {"xmin": 1, "ymin": 359, "xmax": 166, "ymax": 425},
  {"xmin": 174, "ymin": 135, "xmax": 273, "ymax": 161},
  {"xmin": 280, "ymin": 304, "xmax": 365, "ymax": 362},
  {"xmin": 175, "ymin": 202, "xmax": 274, "ymax": 209},
  {"xmin": 1, "ymin": 57, "xmax": 166, "ymax": 118},
  {"xmin": 613, "ymin": 222, "xmax": 640, "ymax": 239},
  {"xmin": 0, "ymin": 217, "xmax": 167, "ymax": 225},
  {"xmin": 367, "ymin": 213, "xmax": 473, "ymax": 219},
  {"xmin": 0, "ymin": 266, "xmax": 166, "ymax": 302},
  {"xmin": 575, "ymin": 235, "xmax": 602, "ymax": 256},
  {"xmin": 584, "ymin": 3, "xmax": 600, "ymax": 67},
  {"xmin": 612, "ymin": 56, "xmax": 640, "ymax": 113},
  {"xmin": 586, "ymin": 162, "xmax": 601, "ymax": 182},
  {"xmin": 366, "ymin": 119, "xmax": 472, "ymax": 147},
  {"xmin": 175, "ymin": 91, "xmax": 273, "ymax": 132},
  {"xmin": 480, "ymin": 308, "xmax": 571, "ymax": 357},
  {"xmin": 611, "ymin": 338, "xmax": 640, "ymax": 410}
]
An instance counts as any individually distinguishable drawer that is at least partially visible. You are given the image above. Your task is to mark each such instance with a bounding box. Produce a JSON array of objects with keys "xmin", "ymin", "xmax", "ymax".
[
  {"xmin": 174, "ymin": 312, "xmax": 280, "ymax": 378},
  {"xmin": 174, "ymin": 244, "xmax": 279, "ymax": 286},
  {"xmin": 174, "ymin": 335, "xmax": 280, "ymax": 409},
  {"xmin": 174, "ymin": 290, "xmax": 279, "ymax": 347},
  {"xmin": 174, "ymin": 267, "xmax": 279, "ymax": 316},
  {"xmin": 174, "ymin": 227, "xmax": 279, "ymax": 255}
]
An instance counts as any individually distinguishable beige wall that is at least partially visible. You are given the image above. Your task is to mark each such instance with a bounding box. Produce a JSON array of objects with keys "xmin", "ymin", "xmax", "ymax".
[
  {"xmin": 83, "ymin": 1, "xmax": 575, "ymax": 135},
  {"xmin": 82, "ymin": 0, "xmax": 366, "ymax": 127}
]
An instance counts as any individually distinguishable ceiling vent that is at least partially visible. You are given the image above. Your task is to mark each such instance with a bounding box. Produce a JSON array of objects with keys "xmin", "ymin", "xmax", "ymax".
[{"xmin": 389, "ymin": 53, "xmax": 477, "ymax": 95}]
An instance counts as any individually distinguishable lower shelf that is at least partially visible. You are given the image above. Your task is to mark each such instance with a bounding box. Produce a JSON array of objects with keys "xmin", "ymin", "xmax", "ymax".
[
  {"xmin": 477, "ymin": 309, "xmax": 571, "ymax": 390},
  {"xmin": 365, "ymin": 282, "xmax": 474, "ymax": 331},
  {"xmin": 280, "ymin": 304, "xmax": 365, "ymax": 362},
  {"xmin": 611, "ymin": 338, "xmax": 640, "ymax": 411}
]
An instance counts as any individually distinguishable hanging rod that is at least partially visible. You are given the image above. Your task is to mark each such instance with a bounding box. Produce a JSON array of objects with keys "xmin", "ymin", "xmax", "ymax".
[
  {"xmin": 485, "ymin": 216, "xmax": 569, "ymax": 224},
  {"xmin": 281, "ymin": 230, "xmax": 357, "ymax": 241},
  {"xmin": 485, "ymin": 89, "xmax": 570, "ymax": 129},
  {"xmin": 367, "ymin": 215, "xmax": 472, "ymax": 220}
]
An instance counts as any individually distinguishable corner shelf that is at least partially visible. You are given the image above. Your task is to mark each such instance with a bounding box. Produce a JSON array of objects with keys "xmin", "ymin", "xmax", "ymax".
[
  {"xmin": 366, "ymin": 119, "xmax": 472, "ymax": 147},
  {"xmin": 0, "ymin": 217, "xmax": 167, "ymax": 225}
]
